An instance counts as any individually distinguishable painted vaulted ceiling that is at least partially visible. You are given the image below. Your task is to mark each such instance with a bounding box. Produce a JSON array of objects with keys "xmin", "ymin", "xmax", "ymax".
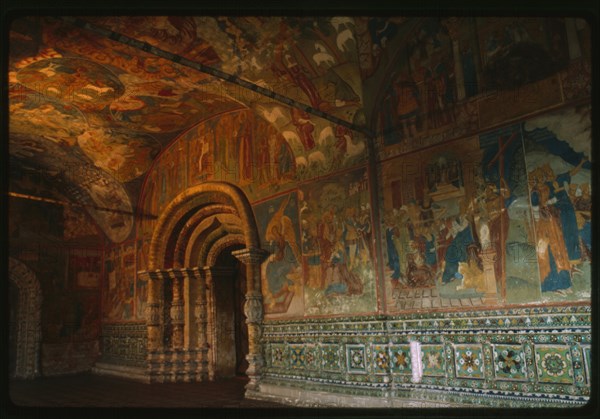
[
  {"xmin": 9, "ymin": 15, "xmax": 413, "ymax": 242},
  {"xmin": 15, "ymin": 15, "xmax": 571, "ymax": 244}
]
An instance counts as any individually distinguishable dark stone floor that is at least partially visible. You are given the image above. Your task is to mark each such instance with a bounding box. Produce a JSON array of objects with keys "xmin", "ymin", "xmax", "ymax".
[{"xmin": 8, "ymin": 373, "xmax": 289, "ymax": 411}]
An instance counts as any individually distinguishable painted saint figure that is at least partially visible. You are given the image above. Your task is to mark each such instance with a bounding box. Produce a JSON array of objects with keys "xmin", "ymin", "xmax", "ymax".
[
  {"xmin": 290, "ymin": 107, "xmax": 316, "ymax": 151},
  {"xmin": 441, "ymin": 211, "xmax": 475, "ymax": 284},
  {"xmin": 529, "ymin": 167, "xmax": 572, "ymax": 294},
  {"xmin": 541, "ymin": 158, "xmax": 587, "ymax": 266}
]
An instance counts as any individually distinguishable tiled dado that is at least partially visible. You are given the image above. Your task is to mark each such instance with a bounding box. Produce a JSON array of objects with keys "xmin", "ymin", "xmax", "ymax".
[
  {"xmin": 99, "ymin": 323, "xmax": 148, "ymax": 367},
  {"xmin": 262, "ymin": 305, "xmax": 591, "ymax": 407}
]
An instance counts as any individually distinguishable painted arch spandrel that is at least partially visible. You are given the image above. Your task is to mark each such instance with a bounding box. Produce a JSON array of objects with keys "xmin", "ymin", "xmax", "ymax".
[
  {"xmin": 299, "ymin": 167, "xmax": 377, "ymax": 316},
  {"xmin": 523, "ymin": 104, "xmax": 592, "ymax": 303}
]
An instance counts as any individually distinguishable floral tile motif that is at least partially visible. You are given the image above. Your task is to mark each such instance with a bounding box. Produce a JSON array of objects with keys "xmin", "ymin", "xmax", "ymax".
[
  {"xmin": 454, "ymin": 344, "xmax": 484, "ymax": 379},
  {"xmin": 271, "ymin": 344, "xmax": 286, "ymax": 368},
  {"xmin": 389, "ymin": 344, "xmax": 412, "ymax": 375},
  {"xmin": 290, "ymin": 344, "xmax": 305, "ymax": 369},
  {"xmin": 304, "ymin": 345, "xmax": 318, "ymax": 371},
  {"xmin": 322, "ymin": 344, "xmax": 341, "ymax": 372},
  {"xmin": 346, "ymin": 344, "xmax": 367, "ymax": 374},
  {"xmin": 493, "ymin": 344, "xmax": 528, "ymax": 381},
  {"xmin": 421, "ymin": 344, "xmax": 445, "ymax": 377},
  {"xmin": 372, "ymin": 343, "xmax": 390, "ymax": 374},
  {"xmin": 535, "ymin": 345, "xmax": 574, "ymax": 384}
]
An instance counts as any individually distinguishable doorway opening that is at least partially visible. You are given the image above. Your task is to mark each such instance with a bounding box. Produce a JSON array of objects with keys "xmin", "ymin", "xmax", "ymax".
[{"xmin": 211, "ymin": 244, "xmax": 249, "ymax": 378}]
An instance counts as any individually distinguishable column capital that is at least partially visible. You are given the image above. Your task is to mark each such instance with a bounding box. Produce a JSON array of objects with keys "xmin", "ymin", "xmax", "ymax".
[
  {"xmin": 201, "ymin": 266, "xmax": 237, "ymax": 280},
  {"xmin": 165, "ymin": 267, "xmax": 202, "ymax": 280},
  {"xmin": 138, "ymin": 269, "xmax": 170, "ymax": 281},
  {"xmin": 231, "ymin": 247, "xmax": 270, "ymax": 265}
]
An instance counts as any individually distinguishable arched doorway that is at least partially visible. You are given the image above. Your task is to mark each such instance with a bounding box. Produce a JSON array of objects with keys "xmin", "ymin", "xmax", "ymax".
[
  {"xmin": 139, "ymin": 182, "xmax": 268, "ymax": 392},
  {"xmin": 210, "ymin": 244, "xmax": 249, "ymax": 378},
  {"xmin": 8, "ymin": 257, "xmax": 42, "ymax": 380}
]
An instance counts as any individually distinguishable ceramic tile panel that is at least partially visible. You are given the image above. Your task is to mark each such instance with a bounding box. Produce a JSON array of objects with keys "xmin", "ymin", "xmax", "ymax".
[
  {"xmin": 346, "ymin": 344, "xmax": 367, "ymax": 374},
  {"xmin": 492, "ymin": 344, "xmax": 528, "ymax": 381},
  {"xmin": 389, "ymin": 344, "xmax": 412, "ymax": 375},
  {"xmin": 534, "ymin": 345, "xmax": 574, "ymax": 384},
  {"xmin": 421, "ymin": 345, "xmax": 446, "ymax": 377}
]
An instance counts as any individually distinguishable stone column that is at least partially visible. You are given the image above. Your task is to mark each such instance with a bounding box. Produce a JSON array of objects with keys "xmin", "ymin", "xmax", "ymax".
[
  {"xmin": 232, "ymin": 247, "xmax": 269, "ymax": 392},
  {"xmin": 182, "ymin": 268, "xmax": 197, "ymax": 350},
  {"xmin": 192, "ymin": 268, "xmax": 209, "ymax": 381},
  {"xmin": 202, "ymin": 267, "xmax": 217, "ymax": 381},
  {"xmin": 140, "ymin": 270, "xmax": 167, "ymax": 382},
  {"xmin": 140, "ymin": 270, "xmax": 166, "ymax": 353},
  {"xmin": 167, "ymin": 269, "xmax": 185, "ymax": 350}
]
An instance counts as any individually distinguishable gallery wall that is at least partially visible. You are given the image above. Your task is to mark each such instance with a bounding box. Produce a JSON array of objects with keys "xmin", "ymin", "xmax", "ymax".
[
  {"xmin": 109, "ymin": 16, "xmax": 592, "ymax": 325},
  {"xmin": 8, "ymin": 193, "xmax": 104, "ymax": 375}
]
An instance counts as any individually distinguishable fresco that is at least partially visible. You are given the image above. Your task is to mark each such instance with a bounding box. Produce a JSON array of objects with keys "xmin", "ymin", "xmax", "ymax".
[
  {"xmin": 254, "ymin": 103, "xmax": 367, "ymax": 180},
  {"xmin": 185, "ymin": 119, "xmax": 216, "ymax": 186},
  {"xmin": 253, "ymin": 117, "xmax": 289, "ymax": 190},
  {"xmin": 41, "ymin": 17, "xmax": 210, "ymax": 83},
  {"xmin": 109, "ymin": 87, "xmax": 240, "ymax": 134},
  {"xmin": 44, "ymin": 291, "xmax": 100, "ymax": 342},
  {"xmin": 88, "ymin": 16, "xmax": 222, "ymax": 66},
  {"xmin": 63, "ymin": 206, "xmax": 101, "ymax": 240},
  {"xmin": 135, "ymin": 238, "xmax": 151, "ymax": 320},
  {"xmin": 476, "ymin": 17, "xmax": 568, "ymax": 90},
  {"xmin": 379, "ymin": 18, "xmax": 481, "ymax": 152},
  {"xmin": 380, "ymin": 104, "xmax": 591, "ymax": 312},
  {"xmin": 68, "ymin": 249, "xmax": 102, "ymax": 289},
  {"xmin": 254, "ymin": 192, "xmax": 304, "ymax": 317},
  {"xmin": 9, "ymin": 91, "xmax": 89, "ymax": 147},
  {"xmin": 103, "ymin": 243, "xmax": 136, "ymax": 321},
  {"xmin": 8, "ymin": 16, "xmax": 592, "ymax": 328},
  {"xmin": 136, "ymin": 106, "xmax": 368, "ymax": 238},
  {"xmin": 478, "ymin": 126, "xmax": 539, "ymax": 304},
  {"xmin": 10, "ymin": 107, "xmax": 135, "ymax": 243},
  {"xmin": 81, "ymin": 170, "xmax": 134, "ymax": 243},
  {"xmin": 377, "ymin": 17, "xmax": 581, "ymax": 157},
  {"xmin": 76, "ymin": 127, "xmax": 161, "ymax": 182},
  {"xmin": 299, "ymin": 167, "xmax": 376, "ymax": 316},
  {"xmin": 31, "ymin": 245, "xmax": 102, "ymax": 342},
  {"xmin": 138, "ymin": 166, "xmax": 160, "ymax": 239},
  {"xmin": 354, "ymin": 17, "xmax": 405, "ymax": 79},
  {"xmin": 522, "ymin": 105, "xmax": 592, "ymax": 302},
  {"xmin": 381, "ymin": 137, "xmax": 485, "ymax": 311},
  {"xmin": 156, "ymin": 136, "xmax": 187, "ymax": 212},
  {"xmin": 475, "ymin": 17, "xmax": 569, "ymax": 127},
  {"xmin": 16, "ymin": 57, "xmax": 125, "ymax": 111}
]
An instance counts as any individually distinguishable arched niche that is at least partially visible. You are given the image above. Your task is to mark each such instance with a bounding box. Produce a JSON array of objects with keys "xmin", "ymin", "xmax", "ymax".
[{"xmin": 9, "ymin": 257, "xmax": 42, "ymax": 380}]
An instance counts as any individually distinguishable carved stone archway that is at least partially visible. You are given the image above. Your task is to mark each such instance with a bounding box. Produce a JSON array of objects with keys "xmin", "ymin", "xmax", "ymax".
[
  {"xmin": 9, "ymin": 257, "xmax": 42, "ymax": 379},
  {"xmin": 139, "ymin": 182, "xmax": 268, "ymax": 392}
]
